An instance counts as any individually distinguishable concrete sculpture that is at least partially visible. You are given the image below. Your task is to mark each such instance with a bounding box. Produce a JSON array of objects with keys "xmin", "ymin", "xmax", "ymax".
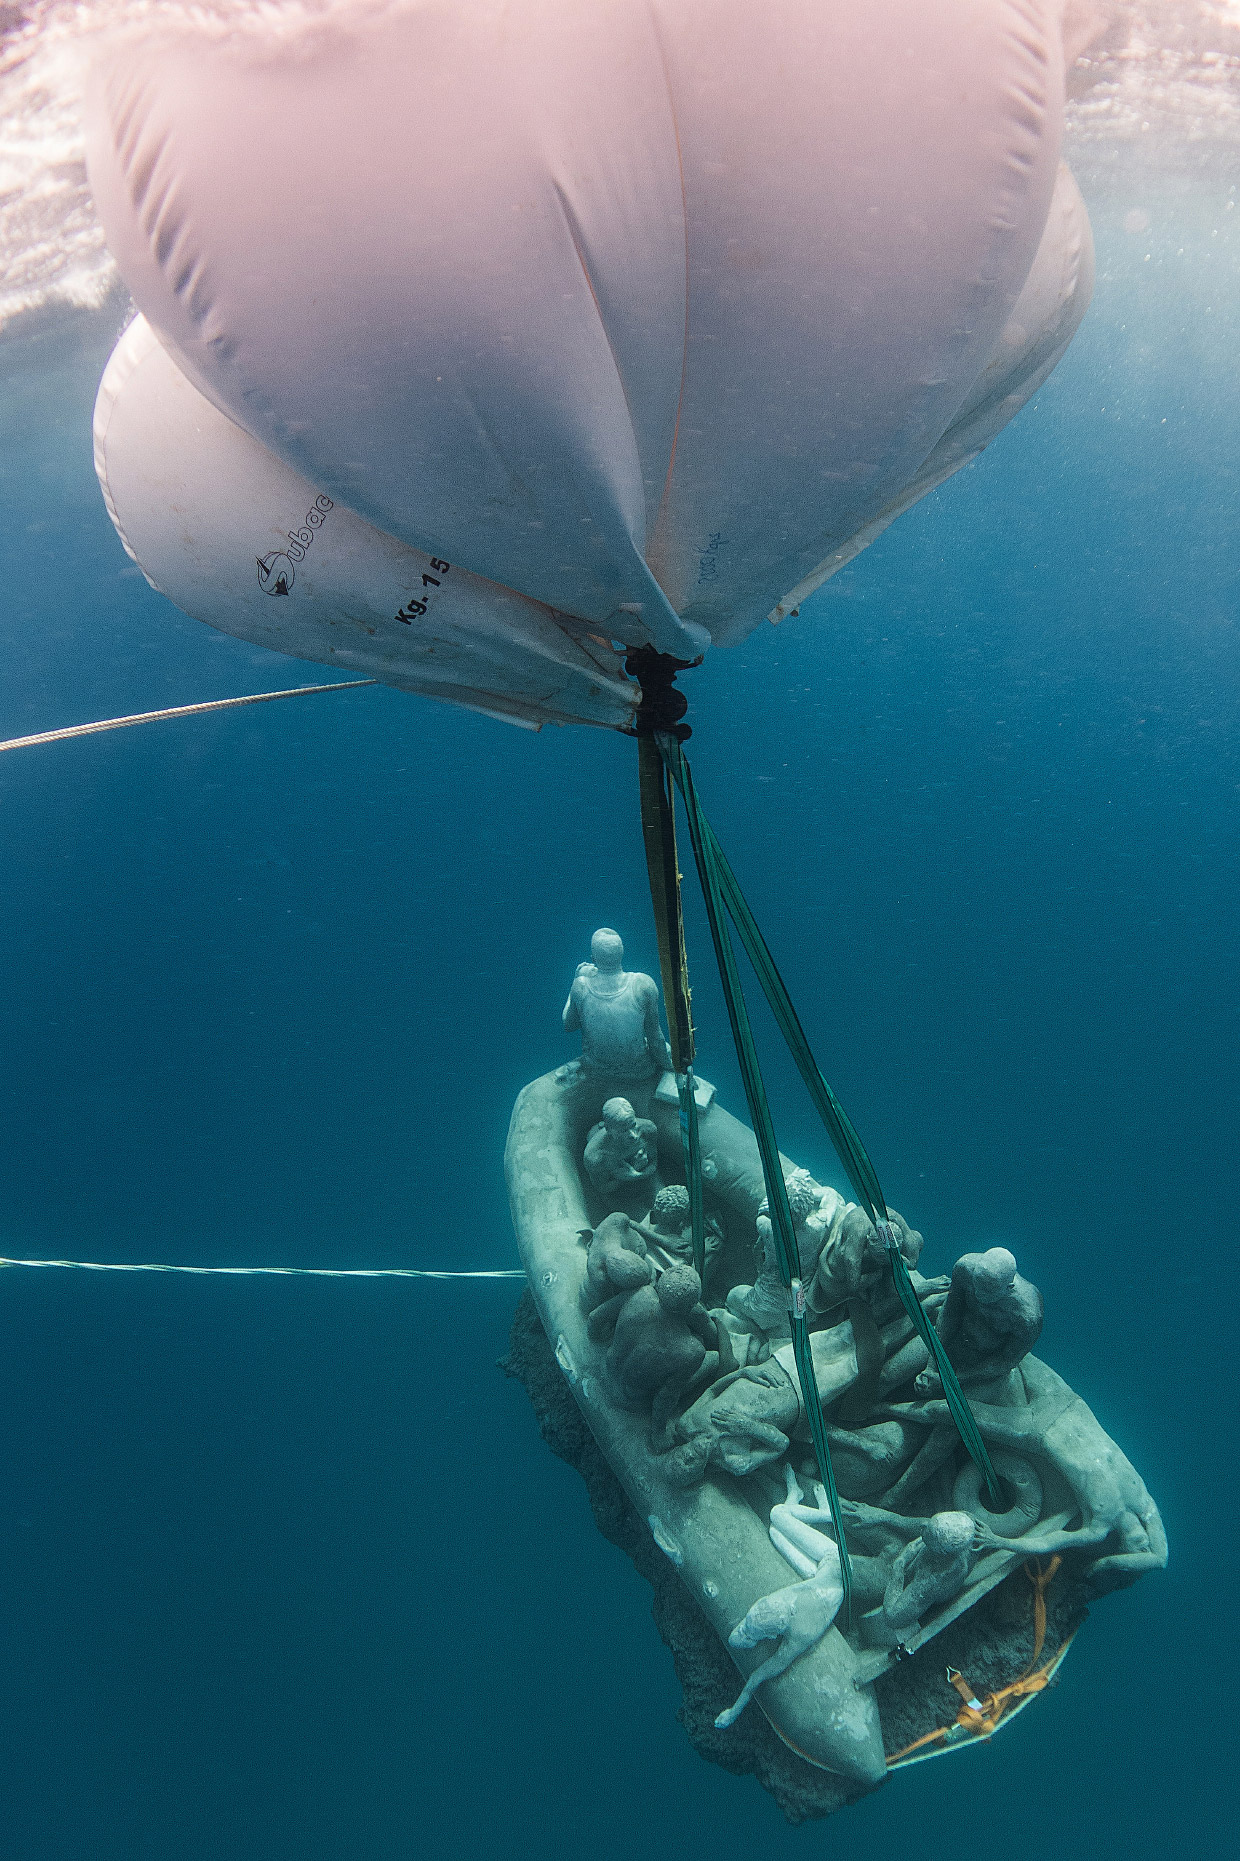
[{"xmin": 504, "ymin": 938, "xmax": 1166, "ymax": 1808}]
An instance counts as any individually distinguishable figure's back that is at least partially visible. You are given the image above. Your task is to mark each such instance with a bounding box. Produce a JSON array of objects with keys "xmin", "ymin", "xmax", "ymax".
[{"xmin": 577, "ymin": 971, "xmax": 654, "ymax": 1080}]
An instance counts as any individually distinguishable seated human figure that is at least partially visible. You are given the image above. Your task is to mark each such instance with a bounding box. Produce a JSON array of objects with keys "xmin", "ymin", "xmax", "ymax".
[
  {"xmin": 605, "ymin": 1264, "xmax": 719, "ymax": 1444},
  {"xmin": 862, "ymin": 1510, "xmax": 976, "ymax": 1648},
  {"xmin": 581, "ymin": 1212, "xmax": 653, "ymax": 1329},
  {"xmin": 637, "ymin": 1184, "xmax": 724, "ymax": 1282},
  {"xmin": 915, "ymin": 1246, "xmax": 1043, "ymax": 1395},
  {"xmin": 727, "ymin": 1169, "xmax": 837, "ymax": 1338},
  {"xmin": 583, "ymin": 1097, "xmax": 660, "ymax": 1216},
  {"xmin": 561, "ymin": 928, "xmax": 673, "ymax": 1085},
  {"xmin": 808, "ymin": 1202, "xmax": 923, "ymax": 1317}
]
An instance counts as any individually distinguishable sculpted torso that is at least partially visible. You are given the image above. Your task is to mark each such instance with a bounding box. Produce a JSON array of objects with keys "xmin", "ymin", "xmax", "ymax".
[
  {"xmin": 920, "ymin": 1247, "xmax": 1044, "ymax": 1391},
  {"xmin": 562, "ymin": 928, "xmax": 672, "ymax": 1082},
  {"xmin": 568, "ymin": 969, "xmax": 659, "ymax": 1079},
  {"xmin": 582, "ymin": 1098, "xmax": 660, "ymax": 1213}
]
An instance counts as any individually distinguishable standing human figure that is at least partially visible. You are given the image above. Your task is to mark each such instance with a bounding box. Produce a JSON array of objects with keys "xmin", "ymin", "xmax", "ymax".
[{"xmin": 728, "ymin": 1170, "xmax": 838, "ymax": 1338}]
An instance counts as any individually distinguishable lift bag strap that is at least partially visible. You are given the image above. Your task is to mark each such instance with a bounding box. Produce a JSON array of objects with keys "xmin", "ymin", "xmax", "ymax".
[
  {"xmin": 695, "ymin": 809, "xmax": 998, "ymax": 1502},
  {"xmin": 701, "ymin": 813, "xmax": 884, "ymax": 1220},
  {"xmin": 657, "ymin": 732, "xmax": 999, "ymax": 1510},
  {"xmin": 636, "ymin": 732, "xmax": 706, "ymax": 1281},
  {"xmin": 653, "ymin": 735, "xmax": 854, "ymax": 1616},
  {"xmin": 637, "ymin": 734, "xmax": 694, "ymax": 1073}
]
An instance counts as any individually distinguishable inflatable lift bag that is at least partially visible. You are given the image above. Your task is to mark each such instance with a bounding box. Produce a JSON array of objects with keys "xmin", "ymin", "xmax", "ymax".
[{"xmin": 86, "ymin": 0, "xmax": 1094, "ymax": 729}]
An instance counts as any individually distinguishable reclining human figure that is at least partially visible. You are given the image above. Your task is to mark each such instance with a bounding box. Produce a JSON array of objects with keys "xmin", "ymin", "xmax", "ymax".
[
  {"xmin": 663, "ymin": 1240, "xmax": 1042, "ymax": 1492},
  {"xmin": 715, "ymin": 1467, "xmax": 846, "ymax": 1730}
]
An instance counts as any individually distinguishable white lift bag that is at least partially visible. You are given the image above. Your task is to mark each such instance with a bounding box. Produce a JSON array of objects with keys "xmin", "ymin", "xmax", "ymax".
[{"xmin": 86, "ymin": 0, "xmax": 1094, "ymax": 728}]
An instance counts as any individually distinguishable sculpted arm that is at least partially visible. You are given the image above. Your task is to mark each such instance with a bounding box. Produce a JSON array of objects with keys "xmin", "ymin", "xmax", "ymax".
[
  {"xmin": 640, "ymin": 977, "xmax": 674, "ymax": 1071},
  {"xmin": 563, "ymin": 976, "xmax": 584, "ymax": 1033},
  {"xmin": 935, "ymin": 1262, "xmax": 971, "ymax": 1350},
  {"xmin": 687, "ymin": 1304, "xmax": 718, "ymax": 1350}
]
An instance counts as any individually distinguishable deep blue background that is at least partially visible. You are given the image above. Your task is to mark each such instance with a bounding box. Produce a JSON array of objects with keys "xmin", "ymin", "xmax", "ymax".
[{"xmin": 0, "ymin": 180, "xmax": 1230, "ymax": 1856}]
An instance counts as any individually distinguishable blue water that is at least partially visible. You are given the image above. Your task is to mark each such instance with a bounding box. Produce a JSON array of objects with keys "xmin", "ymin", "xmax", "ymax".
[{"xmin": 0, "ymin": 190, "xmax": 1230, "ymax": 1855}]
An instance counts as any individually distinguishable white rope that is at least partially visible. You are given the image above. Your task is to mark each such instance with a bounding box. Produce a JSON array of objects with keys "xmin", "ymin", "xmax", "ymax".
[
  {"xmin": 0, "ymin": 674, "xmax": 522, "ymax": 1287},
  {"xmin": 0, "ymin": 680, "xmax": 378, "ymax": 755},
  {"xmin": 0, "ymin": 679, "xmax": 525, "ymax": 1282},
  {"xmin": 0, "ymin": 1257, "xmax": 525, "ymax": 1280}
]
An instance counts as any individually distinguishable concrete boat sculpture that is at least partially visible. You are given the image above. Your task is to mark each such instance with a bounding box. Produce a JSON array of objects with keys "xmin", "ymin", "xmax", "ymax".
[{"xmin": 505, "ymin": 934, "xmax": 1166, "ymax": 1806}]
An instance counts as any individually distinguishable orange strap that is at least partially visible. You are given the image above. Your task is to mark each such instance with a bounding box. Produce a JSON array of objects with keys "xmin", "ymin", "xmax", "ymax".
[
  {"xmin": 886, "ymin": 1724, "xmax": 950, "ymax": 1760},
  {"xmin": 886, "ymin": 1556, "xmax": 1067, "ymax": 1765},
  {"xmin": 1024, "ymin": 1553, "xmax": 1061, "ymax": 1670}
]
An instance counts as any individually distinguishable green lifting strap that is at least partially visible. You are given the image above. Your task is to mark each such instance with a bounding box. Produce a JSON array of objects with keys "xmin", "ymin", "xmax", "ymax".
[
  {"xmin": 656, "ymin": 733, "xmax": 1001, "ymax": 1511},
  {"xmin": 703, "ymin": 815, "xmax": 885, "ymax": 1222},
  {"xmin": 654, "ymin": 738, "xmax": 856, "ymax": 1619}
]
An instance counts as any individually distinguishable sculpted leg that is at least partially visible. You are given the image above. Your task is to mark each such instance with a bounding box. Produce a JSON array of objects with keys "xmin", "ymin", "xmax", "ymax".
[{"xmin": 715, "ymin": 1469, "xmax": 846, "ymax": 1730}]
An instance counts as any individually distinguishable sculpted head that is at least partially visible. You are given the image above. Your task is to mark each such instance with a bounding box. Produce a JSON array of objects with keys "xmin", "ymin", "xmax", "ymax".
[
  {"xmin": 784, "ymin": 1170, "xmax": 820, "ymax": 1225},
  {"xmin": 972, "ymin": 1247, "xmax": 1018, "ymax": 1304},
  {"xmin": 601, "ymin": 1096, "xmax": 637, "ymax": 1136},
  {"xmin": 657, "ymin": 1263, "xmax": 702, "ymax": 1316},
  {"xmin": 922, "ymin": 1511, "xmax": 976, "ymax": 1557},
  {"xmin": 590, "ymin": 928, "xmax": 624, "ymax": 972},
  {"xmin": 757, "ymin": 1175, "xmax": 819, "ymax": 1229},
  {"xmin": 653, "ymin": 1184, "xmax": 691, "ymax": 1231}
]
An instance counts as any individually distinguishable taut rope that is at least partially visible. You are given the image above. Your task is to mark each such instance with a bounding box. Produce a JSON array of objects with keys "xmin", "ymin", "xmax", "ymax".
[{"xmin": 0, "ymin": 680, "xmax": 378, "ymax": 755}]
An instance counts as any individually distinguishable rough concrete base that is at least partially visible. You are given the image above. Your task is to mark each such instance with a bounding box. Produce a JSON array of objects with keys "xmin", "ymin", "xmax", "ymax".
[{"xmin": 500, "ymin": 1290, "xmax": 1090, "ymax": 1824}]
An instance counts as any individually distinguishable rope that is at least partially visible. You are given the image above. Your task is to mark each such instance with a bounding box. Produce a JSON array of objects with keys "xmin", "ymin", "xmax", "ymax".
[
  {"xmin": 0, "ymin": 1257, "xmax": 524, "ymax": 1280},
  {"xmin": 0, "ymin": 681, "xmax": 378, "ymax": 755},
  {"xmin": 1024, "ymin": 1552, "xmax": 1061, "ymax": 1667}
]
